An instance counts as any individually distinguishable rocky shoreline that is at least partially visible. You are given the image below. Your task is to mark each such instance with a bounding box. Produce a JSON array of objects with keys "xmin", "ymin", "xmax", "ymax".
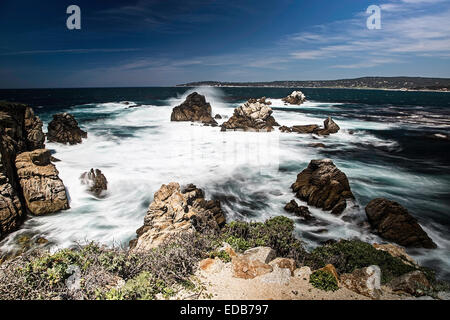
[{"xmin": 0, "ymin": 93, "xmax": 448, "ymax": 300}]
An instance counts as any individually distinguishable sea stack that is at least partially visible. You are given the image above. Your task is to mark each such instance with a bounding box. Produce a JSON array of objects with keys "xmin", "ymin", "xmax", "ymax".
[{"xmin": 170, "ymin": 92, "xmax": 218, "ymax": 125}]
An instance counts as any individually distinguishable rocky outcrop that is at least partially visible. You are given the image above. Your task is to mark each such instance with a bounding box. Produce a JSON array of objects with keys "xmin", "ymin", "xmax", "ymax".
[
  {"xmin": 341, "ymin": 265, "xmax": 382, "ymax": 299},
  {"xmin": 15, "ymin": 149, "xmax": 69, "ymax": 215},
  {"xmin": 0, "ymin": 102, "xmax": 46, "ymax": 238},
  {"xmin": 221, "ymin": 97, "xmax": 279, "ymax": 132},
  {"xmin": 291, "ymin": 159, "xmax": 354, "ymax": 215},
  {"xmin": 47, "ymin": 113, "xmax": 87, "ymax": 145},
  {"xmin": 282, "ymin": 91, "xmax": 306, "ymax": 105},
  {"xmin": 279, "ymin": 117, "xmax": 340, "ymax": 136},
  {"xmin": 388, "ymin": 270, "xmax": 431, "ymax": 296},
  {"xmin": 373, "ymin": 243, "xmax": 417, "ymax": 267},
  {"xmin": 170, "ymin": 92, "xmax": 217, "ymax": 125},
  {"xmin": 365, "ymin": 198, "xmax": 436, "ymax": 249},
  {"xmin": 80, "ymin": 168, "xmax": 108, "ymax": 198},
  {"xmin": 130, "ymin": 183, "xmax": 226, "ymax": 251},
  {"xmin": 284, "ymin": 199, "xmax": 313, "ymax": 220}
]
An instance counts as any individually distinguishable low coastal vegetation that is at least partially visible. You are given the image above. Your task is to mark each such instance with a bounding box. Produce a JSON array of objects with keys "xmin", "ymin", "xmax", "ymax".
[{"xmin": 1, "ymin": 216, "xmax": 446, "ymax": 300}]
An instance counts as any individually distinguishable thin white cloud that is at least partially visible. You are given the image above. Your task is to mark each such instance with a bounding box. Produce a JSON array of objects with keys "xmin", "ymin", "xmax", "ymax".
[{"xmin": 0, "ymin": 48, "xmax": 141, "ymax": 56}]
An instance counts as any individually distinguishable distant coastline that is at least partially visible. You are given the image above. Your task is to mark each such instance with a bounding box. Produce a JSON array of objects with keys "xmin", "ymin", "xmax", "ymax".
[{"xmin": 177, "ymin": 76, "xmax": 450, "ymax": 92}]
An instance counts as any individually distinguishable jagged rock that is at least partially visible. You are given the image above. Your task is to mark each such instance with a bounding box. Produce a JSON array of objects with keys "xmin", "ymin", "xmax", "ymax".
[
  {"xmin": 282, "ymin": 91, "xmax": 306, "ymax": 105},
  {"xmin": 221, "ymin": 97, "xmax": 279, "ymax": 132},
  {"xmin": 388, "ymin": 270, "xmax": 431, "ymax": 296},
  {"xmin": 0, "ymin": 161, "xmax": 23, "ymax": 239},
  {"xmin": 341, "ymin": 265, "xmax": 382, "ymax": 299},
  {"xmin": 279, "ymin": 125, "xmax": 292, "ymax": 133},
  {"xmin": 0, "ymin": 102, "xmax": 45, "ymax": 238},
  {"xmin": 130, "ymin": 183, "xmax": 225, "ymax": 251},
  {"xmin": 80, "ymin": 168, "xmax": 108, "ymax": 198},
  {"xmin": 269, "ymin": 257, "xmax": 296, "ymax": 275},
  {"xmin": 170, "ymin": 92, "xmax": 217, "ymax": 125},
  {"xmin": 47, "ymin": 113, "xmax": 87, "ymax": 145},
  {"xmin": 323, "ymin": 117, "xmax": 340, "ymax": 134},
  {"xmin": 279, "ymin": 117, "xmax": 340, "ymax": 136},
  {"xmin": 291, "ymin": 159, "xmax": 354, "ymax": 215},
  {"xmin": 15, "ymin": 149, "xmax": 69, "ymax": 215},
  {"xmin": 373, "ymin": 243, "xmax": 417, "ymax": 266},
  {"xmin": 365, "ymin": 198, "xmax": 436, "ymax": 249},
  {"xmin": 284, "ymin": 199, "xmax": 313, "ymax": 220}
]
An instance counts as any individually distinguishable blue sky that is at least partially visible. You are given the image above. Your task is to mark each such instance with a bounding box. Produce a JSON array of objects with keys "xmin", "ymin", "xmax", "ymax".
[{"xmin": 0, "ymin": 0, "xmax": 449, "ymax": 88}]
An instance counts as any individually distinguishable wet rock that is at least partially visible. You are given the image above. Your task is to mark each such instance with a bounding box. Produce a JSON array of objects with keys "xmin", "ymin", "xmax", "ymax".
[
  {"xmin": 214, "ymin": 114, "xmax": 222, "ymax": 119},
  {"xmin": 341, "ymin": 265, "xmax": 382, "ymax": 299},
  {"xmin": 80, "ymin": 168, "xmax": 108, "ymax": 198},
  {"xmin": 309, "ymin": 143, "xmax": 326, "ymax": 148},
  {"xmin": 15, "ymin": 149, "xmax": 69, "ymax": 215},
  {"xmin": 130, "ymin": 182, "xmax": 225, "ymax": 251},
  {"xmin": 47, "ymin": 113, "xmax": 87, "ymax": 145},
  {"xmin": 291, "ymin": 159, "xmax": 354, "ymax": 215},
  {"xmin": 365, "ymin": 198, "xmax": 436, "ymax": 249},
  {"xmin": 279, "ymin": 125, "xmax": 292, "ymax": 133},
  {"xmin": 0, "ymin": 161, "xmax": 23, "ymax": 239},
  {"xmin": 221, "ymin": 97, "xmax": 279, "ymax": 132},
  {"xmin": 284, "ymin": 199, "xmax": 313, "ymax": 220},
  {"xmin": 388, "ymin": 270, "xmax": 431, "ymax": 296},
  {"xmin": 170, "ymin": 92, "xmax": 217, "ymax": 125},
  {"xmin": 282, "ymin": 91, "xmax": 306, "ymax": 105},
  {"xmin": 291, "ymin": 124, "xmax": 319, "ymax": 134}
]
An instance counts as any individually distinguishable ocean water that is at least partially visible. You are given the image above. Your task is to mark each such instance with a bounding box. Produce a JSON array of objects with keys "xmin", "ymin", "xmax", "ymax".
[{"xmin": 0, "ymin": 87, "xmax": 449, "ymax": 281}]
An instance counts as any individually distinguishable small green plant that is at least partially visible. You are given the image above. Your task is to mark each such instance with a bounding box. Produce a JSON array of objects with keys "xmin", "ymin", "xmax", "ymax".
[
  {"xmin": 208, "ymin": 250, "xmax": 232, "ymax": 263},
  {"xmin": 309, "ymin": 270, "xmax": 338, "ymax": 292}
]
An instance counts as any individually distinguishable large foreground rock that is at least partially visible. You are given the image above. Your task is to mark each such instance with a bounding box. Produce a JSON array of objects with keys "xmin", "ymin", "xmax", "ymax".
[
  {"xmin": 341, "ymin": 265, "xmax": 382, "ymax": 299},
  {"xmin": 47, "ymin": 113, "xmax": 87, "ymax": 145},
  {"xmin": 388, "ymin": 270, "xmax": 431, "ymax": 296},
  {"xmin": 282, "ymin": 91, "xmax": 306, "ymax": 105},
  {"xmin": 130, "ymin": 183, "xmax": 225, "ymax": 251},
  {"xmin": 170, "ymin": 92, "xmax": 217, "ymax": 125},
  {"xmin": 15, "ymin": 149, "xmax": 69, "ymax": 215},
  {"xmin": 365, "ymin": 198, "xmax": 436, "ymax": 249},
  {"xmin": 221, "ymin": 97, "xmax": 279, "ymax": 132},
  {"xmin": 0, "ymin": 102, "xmax": 45, "ymax": 238},
  {"xmin": 80, "ymin": 168, "xmax": 108, "ymax": 198},
  {"xmin": 291, "ymin": 159, "xmax": 354, "ymax": 215}
]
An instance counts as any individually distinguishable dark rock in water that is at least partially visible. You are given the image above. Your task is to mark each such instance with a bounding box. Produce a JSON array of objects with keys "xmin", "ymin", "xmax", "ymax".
[
  {"xmin": 284, "ymin": 199, "xmax": 313, "ymax": 220},
  {"xmin": 279, "ymin": 126, "xmax": 292, "ymax": 133},
  {"xmin": 388, "ymin": 270, "xmax": 431, "ymax": 296},
  {"xmin": 50, "ymin": 156, "xmax": 61, "ymax": 162},
  {"xmin": 80, "ymin": 168, "xmax": 108, "ymax": 198},
  {"xmin": 170, "ymin": 92, "xmax": 217, "ymax": 125},
  {"xmin": 278, "ymin": 117, "xmax": 340, "ymax": 136},
  {"xmin": 365, "ymin": 198, "xmax": 436, "ymax": 249},
  {"xmin": 221, "ymin": 97, "xmax": 279, "ymax": 132},
  {"xmin": 291, "ymin": 125, "xmax": 319, "ymax": 134},
  {"xmin": 0, "ymin": 102, "xmax": 46, "ymax": 239},
  {"xmin": 309, "ymin": 143, "xmax": 326, "ymax": 148},
  {"xmin": 214, "ymin": 114, "xmax": 222, "ymax": 119},
  {"xmin": 291, "ymin": 159, "xmax": 354, "ymax": 215},
  {"xmin": 47, "ymin": 113, "xmax": 87, "ymax": 145}
]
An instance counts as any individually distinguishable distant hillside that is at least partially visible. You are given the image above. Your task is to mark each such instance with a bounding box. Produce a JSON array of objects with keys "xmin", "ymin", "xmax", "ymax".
[{"xmin": 177, "ymin": 77, "xmax": 450, "ymax": 91}]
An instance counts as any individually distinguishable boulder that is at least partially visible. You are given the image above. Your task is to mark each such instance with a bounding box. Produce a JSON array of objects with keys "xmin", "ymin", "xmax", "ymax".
[
  {"xmin": 231, "ymin": 255, "xmax": 273, "ymax": 279},
  {"xmin": 365, "ymin": 198, "xmax": 436, "ymax": 248},
  {"xmin": 291, "ymin": 124, "xmax": 319, "ymax": 134},
  {"xmin": 269, "ymin": 257, "xmax": 296, "ymax": 275},
  {"xmin": 279, "ymin": 126, "xmax": 292, "ymax": 133},
  {"xmin": 80, "ymin": 168, "xmax": 108, "ymax": 198},
  {"xmin": 258, "ymin": 265, "xmax": 292, "ymax": 285},
  {"xmin": 47, "ymin": 113, "xmax": 87, "ymax": 145},
  {"xmin": 221, "ymin": 97, "xmax": 279, "ymax": 132},
  {"xmin": 199, "ymin": 258, "xmax": 225, "ymax": 274},
  {"xmin": 293, "ymin": 266, "xmax": 312, "ymax": 280},
  {"xmin": 214, "ymin": 114, "xmax": 222, "ymax": 120},
  {"xmin": 323, "ymin": 117, "xmax": 340, "ymax": 134},
  {"xmin": 341, "ymin": 265, "xmax": 382, "ymax": 299},
  {"xmin": 170, "ymin": 92, "xmax": 217, "ymax": 125},
  {"xmin": 15, "ymin": 149, "xmax": 69, "ymax": 215},
  {"xmin": 291, "ymin": 159, "xmax": 354, "ymax": 215},
  {"xmin": 130, "ymin": 183, "xmax": 225, "ymax": 251},
  {"xmin": 284, "ymin": 199, "xmax": 313, "ymax": 220},
  {"xmin": 282, "ymin": 91, "xmax": 306, "ymax": 105},
  {"xmin": 279, "ymin": 117, "xmax": 340, "ymax": 136},
  {"xmin": 243, "ymin": 246, "xmax": 276, "ymax": 264},
  {"xmin": 388, "ymin": 270, "xmax": 431, "ymax": 296},
  {"xmin": 0, "ymin": 161, "xmax": 23, "ymax": 239}
]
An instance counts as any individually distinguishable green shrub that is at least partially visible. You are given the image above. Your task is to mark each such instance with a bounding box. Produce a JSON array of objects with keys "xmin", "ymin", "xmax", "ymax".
[
  {"xmin": 208, "ymin": 250, "xmax": 232, "ymax": 263},
  {"xmin": 309, "ymin": 270, "xmax": 338, "ymax": 292},
  {"xmin": 305, "ymin": 240, "xmax": 422, "ymax": 284}
]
